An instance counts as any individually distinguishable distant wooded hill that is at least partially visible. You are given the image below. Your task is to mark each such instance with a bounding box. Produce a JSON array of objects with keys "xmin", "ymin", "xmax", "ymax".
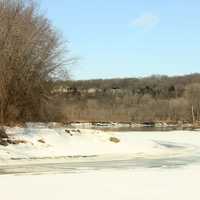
[{"xmin": 51, "ymin": 73, "xmax": 200, "ymax": 123}]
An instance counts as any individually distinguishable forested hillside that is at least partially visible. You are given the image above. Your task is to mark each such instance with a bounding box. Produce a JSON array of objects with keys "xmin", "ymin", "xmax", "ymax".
[{"xmin": 52, "ymin": 73, "xmax": 200, "ymax": 123}]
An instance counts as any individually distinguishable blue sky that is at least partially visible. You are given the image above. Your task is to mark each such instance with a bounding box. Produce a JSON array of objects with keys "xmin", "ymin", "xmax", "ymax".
[{"xmin": 40, "ymin": 0, "xmax": 200, "ymax": 80}]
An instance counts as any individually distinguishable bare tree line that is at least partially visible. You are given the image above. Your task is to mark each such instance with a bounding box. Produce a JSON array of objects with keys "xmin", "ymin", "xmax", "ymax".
[
  {"xmin": 55, "ymin": 75, "xmax": 200, "ymax": 124},
  {"xmin": 0, "ymin": 0, "xmax": 200, "ymax": 125}
]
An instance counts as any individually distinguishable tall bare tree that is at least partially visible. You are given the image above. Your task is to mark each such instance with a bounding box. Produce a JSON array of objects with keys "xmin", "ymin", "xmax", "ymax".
[
  {"xmin": 184, "ymin": 83, "xmax": 200, "ymax": 123},
  {"xmin": 0, "ymin": 0, "xmax": 71, "ymax": 123}
]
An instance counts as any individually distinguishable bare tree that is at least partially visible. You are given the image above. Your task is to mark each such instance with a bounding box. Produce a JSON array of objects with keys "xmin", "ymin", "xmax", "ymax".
[
  {"xmin": 184, "ymin": 83, "xmax": 200, "ymax": 123},
  {"xmin": 0, "ymin": 0, "xmax": 71, "ymax": 123}
]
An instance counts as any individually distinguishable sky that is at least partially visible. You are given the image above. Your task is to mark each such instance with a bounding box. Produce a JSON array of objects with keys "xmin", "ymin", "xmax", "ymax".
[{"xmin": 40, "ymin": 0, "xmax": 200, "ymax": 80}]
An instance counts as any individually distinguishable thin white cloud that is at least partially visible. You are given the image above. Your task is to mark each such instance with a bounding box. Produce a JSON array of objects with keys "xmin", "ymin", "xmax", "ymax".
[{"xmin": 132, "ymin": 13, "xmax": 160, "ymax": 30}]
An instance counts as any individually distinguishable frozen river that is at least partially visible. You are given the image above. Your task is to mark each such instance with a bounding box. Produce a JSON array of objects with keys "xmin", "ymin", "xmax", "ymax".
[
  {"xmin": 1, "ymin": 153, "xmax": 200, "ymax": 175},
  {"xmin": 1, "ymin": 129, "xmax": 200, "ymax": 200}
]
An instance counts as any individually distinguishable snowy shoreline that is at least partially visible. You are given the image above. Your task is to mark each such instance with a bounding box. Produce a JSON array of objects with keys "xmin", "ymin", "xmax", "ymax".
[{"xmin": 0, "ymin": 126, "xmax": 200, "ymax": 166}]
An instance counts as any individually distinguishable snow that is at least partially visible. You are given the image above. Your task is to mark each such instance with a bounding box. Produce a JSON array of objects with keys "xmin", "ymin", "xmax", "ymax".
[
  {"xmin": 1, "ymin": 128, "xmax": 200, "ymax": 160},
  {"xmin": 1, "ymin": 127, "xmax": 200, "ymax": 199},
  {"xmin": 1, "ymin": 127, "xmax": 200, "ymax": 164},
  {"xmin": 1, "ymin": 166, "xmax": 200, "ymax": 200}
]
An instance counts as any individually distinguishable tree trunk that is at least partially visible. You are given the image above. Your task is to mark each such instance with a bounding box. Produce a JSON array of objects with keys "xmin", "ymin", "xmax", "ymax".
[
  {"xmin": 192, "ymin": 105, "xmax": 195, "ymax": 124},
  {"xmin": 0, "ymin": 102, "xmax": 4, "ymax": 124}
]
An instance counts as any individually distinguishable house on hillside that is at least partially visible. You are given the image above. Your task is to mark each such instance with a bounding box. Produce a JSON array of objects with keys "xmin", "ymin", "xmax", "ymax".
[
  {"xmin": 87, "ymin": 88, "xmax": 97, "ymax": 94},
  {"xmin": 110, "ymin": 87, "xmax": 123, "ymax": 95},
  {"xmin": 51, "ymin": 86, "xmax": 70, "ymax": 94}
]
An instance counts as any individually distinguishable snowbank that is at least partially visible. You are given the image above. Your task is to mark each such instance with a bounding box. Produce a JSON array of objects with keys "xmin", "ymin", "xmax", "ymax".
[{"xmin": 0, "ymin": 126, "xmax": 200, "ymax": 165}]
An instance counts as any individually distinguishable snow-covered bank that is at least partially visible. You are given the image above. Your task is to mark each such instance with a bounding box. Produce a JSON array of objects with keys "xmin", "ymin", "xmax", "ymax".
[
  {"xmin": 0, "ymin": 126, "xmax": 200, "ymax": 165},
  {"xmin": 1, "ymin": 165, "xmax": 200, "ymax": 200},
  {"xmin": 1, "ymin": 127, "xmax": 200, "ymax": 199}
]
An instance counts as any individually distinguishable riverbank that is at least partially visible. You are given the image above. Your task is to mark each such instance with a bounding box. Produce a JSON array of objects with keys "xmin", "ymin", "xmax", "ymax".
[
  {"xmin": 67, "ymin": 121, "xmax": 197, "ymax": 130},
  {"xmin": 0, "ymin": 125, "xmax": 200, "ymax": 166},
  {"xmin": 2, "ymin": 120, "xmax": 198, "ymax": 130}
]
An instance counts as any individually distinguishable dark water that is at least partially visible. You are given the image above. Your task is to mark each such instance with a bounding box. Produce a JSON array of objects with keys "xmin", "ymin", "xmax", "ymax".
[{"xmin": 92, "ymin": 126, "xmax": 194, "ymax": 132}]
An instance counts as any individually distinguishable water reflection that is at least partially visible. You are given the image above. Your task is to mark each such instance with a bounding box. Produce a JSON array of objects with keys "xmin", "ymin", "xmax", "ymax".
[{"xmin": 93, "ymin": 126, "xmax": 195, "ymax": 132}]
